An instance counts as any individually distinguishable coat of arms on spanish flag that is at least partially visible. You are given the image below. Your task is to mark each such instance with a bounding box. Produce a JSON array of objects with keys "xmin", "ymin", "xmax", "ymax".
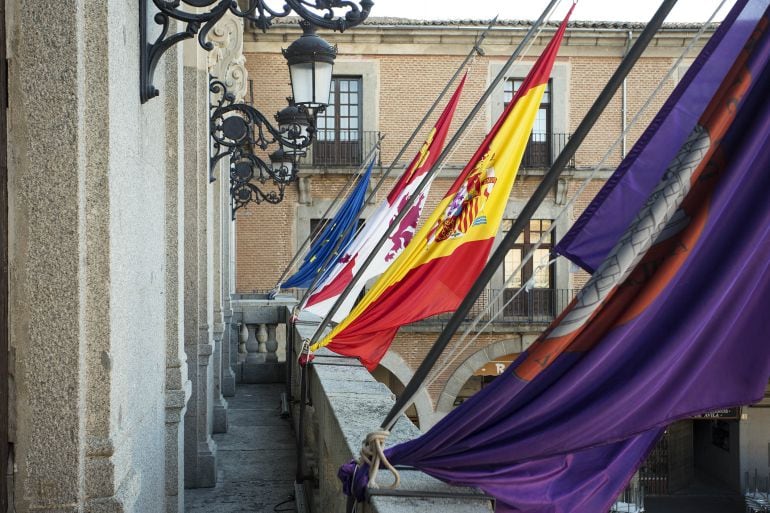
[{"xmin": 311, "ymin": 5, "xmax": 574, "ymax": 370}]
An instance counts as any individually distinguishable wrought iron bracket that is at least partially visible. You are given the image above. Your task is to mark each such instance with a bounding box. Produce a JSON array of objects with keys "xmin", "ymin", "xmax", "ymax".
[
  {"xmin": 209, "ymin": 78, "xmax": 315, "ymax": 182},
  {"xmin": 229, "ymin": 150, "xmax": 295, "ymax": 219},
  {"xmin": 140, "ymin": 0, "xmax": 373, "ymax": 103}
]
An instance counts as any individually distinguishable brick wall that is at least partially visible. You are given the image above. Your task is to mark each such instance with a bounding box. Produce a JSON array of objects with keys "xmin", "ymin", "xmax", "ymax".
[{"xmin": 236, "ymin": 44, "xmax": 679, "ymax": 291}]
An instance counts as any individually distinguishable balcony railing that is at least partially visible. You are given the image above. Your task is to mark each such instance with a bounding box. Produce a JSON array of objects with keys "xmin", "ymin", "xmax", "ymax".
[
  {"xmin": 520, "ymin": 132, "xmax": 574, "ymax": 169},
  {"xmin": 299, "ymin": 131, "xmax": 571, "ymax": 170},
  {"xmin": 422, "ymin": 288, "xmax": 577, "ymax": 326},
  {"xmin": 299, "ymin": 130, "xmax": 381, "ymax": 168}
]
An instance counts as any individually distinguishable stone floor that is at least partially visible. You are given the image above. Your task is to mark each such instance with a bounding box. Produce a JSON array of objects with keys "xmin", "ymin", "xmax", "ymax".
[
  {"xmin": 186, "ymin": 384, "xmax": 297, "ymax": 513},
  {"xmin": 646, "ymin": 495, "xmax": 745, "ymax": 513}
]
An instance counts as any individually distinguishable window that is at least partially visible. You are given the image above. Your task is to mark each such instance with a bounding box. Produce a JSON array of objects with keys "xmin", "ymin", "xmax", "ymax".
[
  {"xmin": 504, "ymin": 78, "xmax": 552, "ymax": 168},
  {"xmin": 502, "ymin": 219, "xmax": 556, "ymax": 319},
  {"xmin": 313, "ymin": 76, "xmax": 363, "ymax": 166}
]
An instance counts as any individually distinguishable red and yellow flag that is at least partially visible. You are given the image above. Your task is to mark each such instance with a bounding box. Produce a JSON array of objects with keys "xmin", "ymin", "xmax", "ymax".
[{"xmin": 311, "ymin": 7, "xmax": 574, "ymax": 370}]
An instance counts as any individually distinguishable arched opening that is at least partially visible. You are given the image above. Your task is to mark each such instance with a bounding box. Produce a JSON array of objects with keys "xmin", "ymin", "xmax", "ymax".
[
  {"xmin": 454, "ymin": 354, "xmax": 518, "ymax": 406},
  {"xmin": 371, "ymin": 366, "xmax": 420, "ymax": 428},
  {"xmin": 436, "ymin": 338, "xmax": 524, "ymax": 415}
]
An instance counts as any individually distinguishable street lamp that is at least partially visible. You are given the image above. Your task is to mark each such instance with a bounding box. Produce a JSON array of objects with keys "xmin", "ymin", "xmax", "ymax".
[
  {"xmin": 140, "ymin": 0, "xmax": 370, "ymax": 103},
  {"xmin": 275, "ymin": 102, "xmax": 312, "ymax": 157},
  {"xmin": 283, "ymin": 21, "xmax": 337, "ymax": 110}
]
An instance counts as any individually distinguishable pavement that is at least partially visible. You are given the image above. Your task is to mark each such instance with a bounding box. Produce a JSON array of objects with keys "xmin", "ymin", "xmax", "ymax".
[
  {"xmin": 185, "ymin": 384, "xmax": 298, "ymax": 513},
  {"xmin": 646, "ymin": 495, "xmax": 745, "ymax": 513}
]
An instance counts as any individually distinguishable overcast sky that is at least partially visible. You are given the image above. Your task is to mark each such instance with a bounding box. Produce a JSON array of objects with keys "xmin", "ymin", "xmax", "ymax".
[{"xmin": 369, "ymin": 0, "xmax": 732, "ymax": 23}]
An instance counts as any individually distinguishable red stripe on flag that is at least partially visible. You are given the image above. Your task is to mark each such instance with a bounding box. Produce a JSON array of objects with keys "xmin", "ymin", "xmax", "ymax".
[{"xmin": 324, "ymin": 239, "xmax": 494, "ymax": 370}]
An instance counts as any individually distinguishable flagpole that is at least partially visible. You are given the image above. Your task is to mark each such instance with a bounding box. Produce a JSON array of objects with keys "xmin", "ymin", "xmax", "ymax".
[
  {"xmin": 294, "ymin": 20, "xmax": 495, "ymax": 309},
  {"xmin": 271, "ymin": 142, "xmax": 382, "ymax": 294},
  {"xmin": 307, "ymin": 0, "xmax": 561, "ymax": 346},
  {"xmin": 380, "ymin": 0, "xmax": 680, "ymax": 432},
  {"xmin": 273, "ymin": 21, "xmax": 495, "ymax": 296},
  {"xmin": 365, "ymin": 17, "xmax": 496, "ymax": 203},
  {"xmin": 295, "ymin": 143, "xmax": 382, "ymax": 310}
]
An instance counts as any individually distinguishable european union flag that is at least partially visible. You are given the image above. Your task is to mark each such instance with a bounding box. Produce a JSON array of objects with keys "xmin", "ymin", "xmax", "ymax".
[{"xmin": 281, "ymin": 157, "xmax": 373, "ymax": 290}]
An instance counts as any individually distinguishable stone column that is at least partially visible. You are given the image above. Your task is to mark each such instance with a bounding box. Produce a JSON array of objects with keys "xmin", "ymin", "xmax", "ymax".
[
  {"xmin": 183, "ymin": 37, "xmax": 217, "ymax": 489},
  {"xmin": 164, "ymin": 20, "xmax": 192, "ymax": 513},
  {"xmin": 208, "ymin": 11, "xmax": 246, "ymax": 401},
  {"xmin": 9, "ymin": 1, "xmax": 174, "ymax": 510}
]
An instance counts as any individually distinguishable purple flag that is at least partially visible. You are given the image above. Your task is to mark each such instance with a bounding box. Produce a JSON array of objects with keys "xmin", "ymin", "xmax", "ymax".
[
  {"xmin": 554, "ymin": 0, "xmax": 768, "ymax": 272},
  {"xmin": 340, "ymin": 9, "xmax": 770, "ymax": 512}
]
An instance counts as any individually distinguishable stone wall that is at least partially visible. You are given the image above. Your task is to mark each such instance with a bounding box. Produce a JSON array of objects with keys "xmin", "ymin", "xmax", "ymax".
[
  {"xmin": 291, "ymin": 312, "xmax": 492, "ymax": 513},
  {"xmin": 4, "ymin": 2, "xmax": 215, "ymax": 511}
]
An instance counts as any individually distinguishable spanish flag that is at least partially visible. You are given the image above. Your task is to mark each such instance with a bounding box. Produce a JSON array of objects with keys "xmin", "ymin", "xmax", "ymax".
[{"xmin": 311, "ymin": 6, "xmax": 573, "ymax": 370}]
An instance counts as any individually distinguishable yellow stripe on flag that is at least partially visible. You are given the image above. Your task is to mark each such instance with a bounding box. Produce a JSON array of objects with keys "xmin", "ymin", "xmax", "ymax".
[{"xmin": 312, "ymin": 83, "xmax": 548, "ymax": 352}]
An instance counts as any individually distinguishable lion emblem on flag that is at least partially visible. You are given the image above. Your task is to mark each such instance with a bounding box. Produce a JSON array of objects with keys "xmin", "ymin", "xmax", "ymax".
[{"xmin": 426, "ymin": 151, "xmax": 497, "ymax": 245}]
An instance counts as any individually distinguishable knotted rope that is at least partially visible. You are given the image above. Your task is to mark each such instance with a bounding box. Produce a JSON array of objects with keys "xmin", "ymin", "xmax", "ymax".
[{"xmin": 359, "ymin": 430, "xmax": 400, "ymax": 489}]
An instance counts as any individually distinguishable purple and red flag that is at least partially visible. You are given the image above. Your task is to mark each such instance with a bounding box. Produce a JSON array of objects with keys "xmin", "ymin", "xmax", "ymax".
[
  {"xmin": 341, "ymin": 6, "xmax": 770, "ymax": 512},
  {"xmin": 554, "ymin": 0, "xmax": 769, "ymax": 272}
]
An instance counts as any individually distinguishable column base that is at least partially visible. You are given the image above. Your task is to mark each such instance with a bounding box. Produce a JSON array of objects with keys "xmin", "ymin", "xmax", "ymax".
[
  {"xmin": 213, "ymin": 397, "xmax": 228, "ymax": 434},
  {"xmin": 240, "ymin": 362, "xmax": 286, "ymax": 384},
  {"xmin": 221, "ymin": 368, "xmax": 236, "ymax": 397}
]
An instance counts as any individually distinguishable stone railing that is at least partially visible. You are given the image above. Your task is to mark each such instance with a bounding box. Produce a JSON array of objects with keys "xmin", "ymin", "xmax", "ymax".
[
  {"xmin": 228, "ymin": 295, "xmax": 492, "ymax": 512},
  {"xmin": 231, "ymin": 293, "xmax": 295, "ymax": 384},
  {"xmin": 291, "ymin": 311, "xmax": 493, "ymax": 513}
]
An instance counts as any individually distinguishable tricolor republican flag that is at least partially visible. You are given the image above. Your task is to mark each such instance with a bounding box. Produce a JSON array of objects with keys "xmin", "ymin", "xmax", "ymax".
[
  {"xmin": 303, "ymin": 75, "xmax": 467, "ymax": 321},
  {"xmin": 310, "ymin": 6, "xmax": 573, "ymax": 370}
]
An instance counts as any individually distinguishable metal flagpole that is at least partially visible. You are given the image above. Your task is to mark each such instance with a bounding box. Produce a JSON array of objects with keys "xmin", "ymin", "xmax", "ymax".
[
  {"xmin": 306, "ymin": 0, "xmax": 561, "ymax": 347},
  {"xmin": 380, "ymin": 0, "xmax": 680, "ymax": 432},
  {"xmin": 294, "ymin": 140, "xmax": 383, "ymax": 310},
  {"xmin": 274, "ymin": 19, "xmax": 495, "ymax": 296},
  {"xmin": 365, "ymin": 16, "xmax": 496, "ymax": 202},
  {"xmin": 293, "ymin": 19, "xmax": 496, "ymax": 311}
]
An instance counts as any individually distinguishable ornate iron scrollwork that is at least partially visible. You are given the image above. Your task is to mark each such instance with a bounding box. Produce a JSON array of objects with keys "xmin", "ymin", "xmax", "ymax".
[
  {"xmin": 209, "ymin": 78, "xmax": 313, "ymax": 182},
  {"xmin": 209, "ymin": 78, "xmax": 306, "ymax": 216},
  {"xmin": 229, "ymin": 150, "xmax": 294, "ymax": 219},
  {"xmin": 140, "ymin": 0, "xmax": 373, "ymax": 102}
]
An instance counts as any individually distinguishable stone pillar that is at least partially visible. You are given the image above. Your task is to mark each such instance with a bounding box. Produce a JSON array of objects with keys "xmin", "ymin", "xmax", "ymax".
[
  {"xmin": 183, "ymin": 37, "xmax": 217, "ymax": 489},
  {"xmin": 164, "ymin": 20, "xmax": 192, "ymax": 513},
  {"xmin": 9, "ymin": 1, "xmax": 174, "ymax": 510},
  {"xmin": 245, "ymin": 323, "xmax": 262, "ymax": 364},
  {"xmin": 265, "ymin": 324, "xmax": 279, "ymax": 363},
  {"xmin": 208, "ymin": 11, "xmax": 247, "ymax": 404}
]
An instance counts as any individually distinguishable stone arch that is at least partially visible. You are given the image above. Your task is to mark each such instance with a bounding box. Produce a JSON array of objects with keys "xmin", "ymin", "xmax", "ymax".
[
  {"xmin": 436, "ymin": 337, "xmax": 524, "ymax": 416},
  {"xmin": 378, "ymin": 351, "xmax": 435, "ymax": 431}
]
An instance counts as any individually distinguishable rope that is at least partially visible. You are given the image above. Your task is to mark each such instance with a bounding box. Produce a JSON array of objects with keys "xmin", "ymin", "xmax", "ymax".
[
  {"xmin": 359, "ymin": 430, "xmax": 400, "ymax": 490},
  {"xmin": 424, "ymin": 0, "xmax": 726, "ymax": 390}
]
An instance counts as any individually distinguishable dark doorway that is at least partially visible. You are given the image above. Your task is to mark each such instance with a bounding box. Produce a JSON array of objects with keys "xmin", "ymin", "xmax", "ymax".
[{"xmin": 1, "ymin": 0, "xmax": 8, "ymax": 509}]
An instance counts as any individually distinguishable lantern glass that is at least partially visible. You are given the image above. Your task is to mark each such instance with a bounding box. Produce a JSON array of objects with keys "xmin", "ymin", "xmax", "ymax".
[
  {"xmin": 289, "ymin": 63, "xmax": 314, "ymax": 106},
  {"xmin": 283, "ymin": 21, "xmax": 336, "ymax": 108},
  {"xmin": 269, "ymin": 151, "xmax": 295, "ymax": 183}
]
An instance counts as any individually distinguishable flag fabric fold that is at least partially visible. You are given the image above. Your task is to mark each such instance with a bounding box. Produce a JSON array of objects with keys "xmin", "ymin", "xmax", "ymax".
[
  {"xmin": 341, "ymin": 10, "xmax": 770, "ymax": 512},
  {"xmin": 303, "ymin": 75, "xmax": 467, "ymax": 322},
  {"xmin": 553, "ymin": 0, "xmax": 768, "ymax": 272},
  {"xmin": 310, "ymin": 5, "xmax": 575, "ymax": 370},
  {"xmin": 281, "ymin": 158, "xmax": 374, "ymax": 290}
]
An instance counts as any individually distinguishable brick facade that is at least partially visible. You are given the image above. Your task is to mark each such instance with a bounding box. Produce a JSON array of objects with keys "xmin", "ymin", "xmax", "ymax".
[{"xmin": 238, "ymin": 19, "xmax": 712, "ymax": 411}]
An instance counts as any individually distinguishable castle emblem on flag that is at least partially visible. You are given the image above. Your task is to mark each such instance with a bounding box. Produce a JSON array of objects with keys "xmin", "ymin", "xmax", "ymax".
[{"xmin": 427, "ymin": 151, "xmax": 497, "ymax": 245}]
